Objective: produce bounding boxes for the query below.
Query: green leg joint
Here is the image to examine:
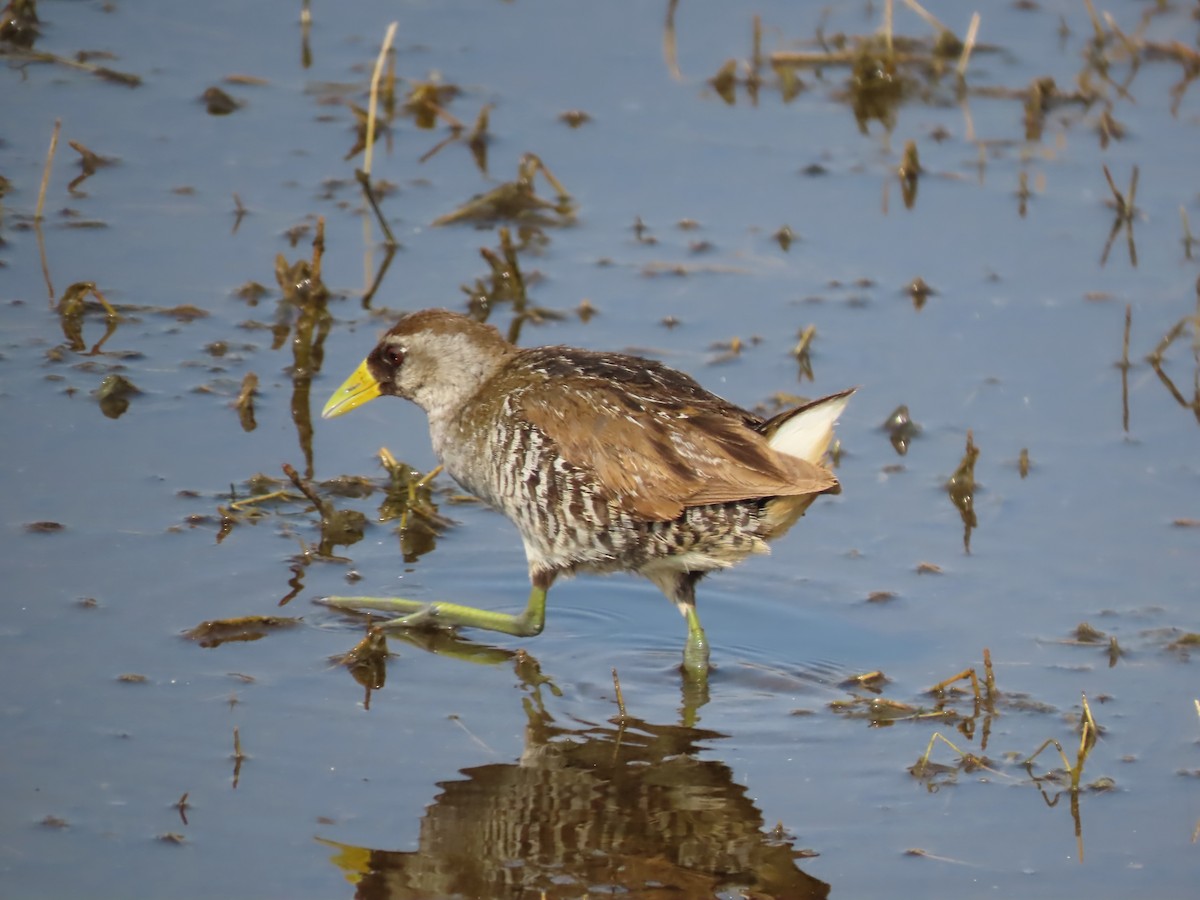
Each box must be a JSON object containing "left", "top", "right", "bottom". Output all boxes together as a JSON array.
[
  {"left": 321, "top": 585, "right": 547, "bottom": 638},
  {"left": 682, "top": 604, "right": 711, "bottom": 679}
]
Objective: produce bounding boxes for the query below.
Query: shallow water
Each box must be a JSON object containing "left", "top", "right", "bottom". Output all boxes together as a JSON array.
[{"left": 2, "top": 1, "right": 1199, "bottom": 898}]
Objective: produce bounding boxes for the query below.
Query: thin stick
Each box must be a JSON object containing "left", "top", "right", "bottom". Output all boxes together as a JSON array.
[
  {"left": 311, "top": 215, "right": 325, "bottom": 284},
  {"left": 231, "top": 192, "right": 247, "bottom": 234},
  {"left": 89, "top": 285, "right": 120, "bottom": 320},
  {"left": 415, "top": 464, "right": 444, "bottom": 488},
  {"left": 363, "top": 22, "right": 398, "bottom": 178},
  {"left": 2, "top": 48, "right": 140, "bottom": 86},
  {"left": 1101, "top": 12, "right": 1139, "bottom": 59},
  {"left": 1101, "top": 163, "right": 1124, "bottom": 210},
  {"left": 36, "top": 119, "right": 62, "bottom": 222},
  {"left": 282, "top": 462, "right": 328, "bottom": 515},
  {"left": 358, "top": 26, "right": 400, "bottom": 250},
  {"left": 175, "top": 792, "right": 190, "bottom": 826},
  {"left": 982, "top": 647, "right": 996, "bottom": 707},
  {"left": 611, "top": 667, "right": 627, "bottom": 720},
  {"left": 772, "top": 49, "right": 930, "bottom": 66},
  {"left": 1122, "top": 304, "right": 1132, "bottom": 363},
  {"left": 360, "top": 243, "right": 397, "bottom": 306},
  {"left": 300, "top": 0, "right": 313, "bottom": 68},
  {"left": 1079, "top": 693, "right": 1098, "bottom": 753},
  {"left": 609, "top": 667, "right": 629, "bottom": 763},
  {"left": 1121, "top": 304, "right": 1132, "bottom": 432},
  {"left": 913, "top": 731, "right": 1004, "bottom": 780},
  {"left": 960, "top": 92, "right": 977, "bottom": 143},
  {"left": 36, "top": 221, "right": 54, "bottom": 305},
  {"left": 231, "top": 726, "right": 245, "bottom": 789},
  {"left": 1147, "top": 318, "right": 1186, "bottom": 365},
  {"left": 929, "top": 667, "right": 980, "bottom": 700},
  {"left": 751, "top": 14, "right": 763, "bottom": 79},
  {"left": 663, "top": 0, "right": 681, "bottom": 80},
  {"left": 356, "top": 172, "right": 397, "bottom": 247},
  {"left": 957, "top": 13, "right": 981, "bottom": 78},
  {"left": 1082, "top": 0, "right": 1106, "bottom": 44},
  {"left": 883, "top": 0, "right": 894, "bottom": 56},
  {"left": 228, "top": 489, "right": 290, "bottom": 511},
  {"left": 1023, "top": 737, "right": 1073, "bottom": 773}
]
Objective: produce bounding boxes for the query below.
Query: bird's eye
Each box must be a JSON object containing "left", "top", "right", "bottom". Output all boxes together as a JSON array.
[{"left": 383, "top": 345, "right": 406, "bottom": 368}]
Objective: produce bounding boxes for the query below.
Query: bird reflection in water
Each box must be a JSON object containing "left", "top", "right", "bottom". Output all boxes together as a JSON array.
[{"left": 322, "top": 635, "right": 830, "bottom": 900}]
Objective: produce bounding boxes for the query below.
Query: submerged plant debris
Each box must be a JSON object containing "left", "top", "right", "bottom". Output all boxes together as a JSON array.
[
  {"left": 946, "top": 430, "right": 980, "bottom": 553},
  {"left": 201, "top": 85, "right": 242, "bottom": 116},
  {"left": 182, "top": 615, "right": 302, "bottom": 648},
  {"left": 432, "top": 153, "right": 574, "bottom": 227},
  {"left": 94, "top": 373, "right": 138, "bottom": 418},
  {"left": 882, "top": 404, "right": 920, "bottom": 455},
  {"left": 336, "top": 628, "right": 391, "bottom": 708},
  {"left": 65, "top": 139, "right": 113, "bottom": 194}
]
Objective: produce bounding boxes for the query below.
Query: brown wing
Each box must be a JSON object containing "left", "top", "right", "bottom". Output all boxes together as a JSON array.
[{"left": 513, "top": 349, "right": 836, "bottom": 521}]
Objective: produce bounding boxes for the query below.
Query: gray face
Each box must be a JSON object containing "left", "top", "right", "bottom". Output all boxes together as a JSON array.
[{"left": 364, "top": 314, "right": 515, "bottom": 419}]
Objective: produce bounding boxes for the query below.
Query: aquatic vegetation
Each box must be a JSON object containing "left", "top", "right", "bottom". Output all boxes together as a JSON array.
[
  {"left": 432, "top": 153, "right": 574, "bottom": 227},
  {"left": 946, "top": 430, "right": 980, "bottom": 553}
]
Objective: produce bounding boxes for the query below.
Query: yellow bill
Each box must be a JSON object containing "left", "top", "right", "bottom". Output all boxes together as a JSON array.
[{"left": 322, "top": 360, "right": 381, "bottom": 419}]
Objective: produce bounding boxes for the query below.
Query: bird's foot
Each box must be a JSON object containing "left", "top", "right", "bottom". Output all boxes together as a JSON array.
[
  {"left": 320, "top": 595, "right": 447, "bottom": 629},
  {"left": 319, "top": 587, "right": 547, "bottom": 639}
]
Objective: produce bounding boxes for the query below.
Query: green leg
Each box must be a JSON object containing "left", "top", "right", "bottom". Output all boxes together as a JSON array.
[
  {"left": 321, "top": 583, "right": 547, "bottom": 638},
  {"left": 682, "top": 604, "right": 711, "bottom": 679}
]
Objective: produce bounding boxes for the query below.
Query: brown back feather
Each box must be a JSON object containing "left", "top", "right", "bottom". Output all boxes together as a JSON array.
[{"left": 511, "top": 348, "right": 837, "bottom": 521}]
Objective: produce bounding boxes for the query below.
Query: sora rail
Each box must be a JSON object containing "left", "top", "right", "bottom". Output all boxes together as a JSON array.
[{"left": 321, "top": 309, "right": 852, "bottom": 675}]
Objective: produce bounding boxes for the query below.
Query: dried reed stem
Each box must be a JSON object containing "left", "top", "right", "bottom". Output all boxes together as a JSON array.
[
  {"left": 957, "top": 12, "right": 981, "bottom": 77},
  {"left": 364, "top": 22, "right": 398, "bottom": 178},
  {"left": 36, "top": 118, "right": 62, "bottom": 221}
]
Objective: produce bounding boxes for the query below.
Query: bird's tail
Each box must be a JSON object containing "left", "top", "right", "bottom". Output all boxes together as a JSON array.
[
  {"left": 758, "top": 388, "right": 854, "bottom": 537},
  {"left": 761, "top": 388, "right": 855, "bottom": 463}
]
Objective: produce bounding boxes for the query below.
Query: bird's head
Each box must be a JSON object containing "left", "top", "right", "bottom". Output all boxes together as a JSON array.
[{"left": 321, "top": 309, "right": 515, "bottom": 421}]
